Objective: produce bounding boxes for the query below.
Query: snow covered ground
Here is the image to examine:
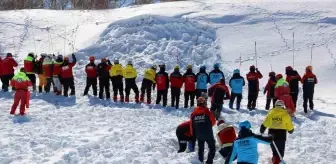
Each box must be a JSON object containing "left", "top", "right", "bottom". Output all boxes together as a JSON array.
[{"left": 1, "top": 0, "right": 336, "bottom": 163}]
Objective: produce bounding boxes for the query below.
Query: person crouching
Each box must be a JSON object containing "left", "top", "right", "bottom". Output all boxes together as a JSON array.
[
  {"left": 216, "top": 117, "right": 237, "bottom": 164},
  {"left": 176, "top": 120, "right": 195, "bottom": 153}
]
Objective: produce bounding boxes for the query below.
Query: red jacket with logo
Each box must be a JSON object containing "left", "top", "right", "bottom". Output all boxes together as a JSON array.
[
  {"left": 155, "top": 71, "right": 169, "bottom": 91},
  {"left": 246, "top": 71, "right": 263, "bottom": 93},
  {"left": 60, "top": 63, "right": 76, "bottom": 78},
  {"left": 85, "top": 63, "right": 97, "bottom": 78},
  {"left": 208, "top": 82, "right": 231, "bottom": 104},
  {"left": 2, "top": 57, "right": 18, "bottom": 75},
  {"left": 10, "top": 74, "right": 32, "bottom": 90},
  {"left": 183, "top": 71, "right": 196, "bottom": 91},
  {"left": 170, "top": 71, "right": 183, "bottom": 88}
]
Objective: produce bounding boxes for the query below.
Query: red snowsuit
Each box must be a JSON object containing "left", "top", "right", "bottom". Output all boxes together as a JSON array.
[{"left": 10, "top": 72, "right": 32, "bottom": 115}]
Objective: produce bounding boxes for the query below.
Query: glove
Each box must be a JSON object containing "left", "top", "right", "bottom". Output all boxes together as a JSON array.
[{"left": 256, "top": 68, "right": 259, "bottom": 72}]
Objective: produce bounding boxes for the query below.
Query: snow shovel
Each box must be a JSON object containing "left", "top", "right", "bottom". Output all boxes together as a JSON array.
[{"left": 272, "top": 141, "right": 286, "bottom": 164}]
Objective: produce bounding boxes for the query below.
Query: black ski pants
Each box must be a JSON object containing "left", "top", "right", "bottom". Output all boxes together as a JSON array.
[
  {"left": 99, "top": 78, "right": 110, "bottom": 99},
  {"left": 111, "top": 78, "right": 124, "bottom": 97},
  {"left": 62, "top": 78, "right": 75, "bottom": 96},
  {"left": 198, "top": 138, "right": 216, "bottom": 164},
  {"left": 27, "top": 74, "right": 36, "bottom": 90},
  {"left": 184, "top": 91, "right": 195, "bottom": 108},
  {"left": 247, "top": 92, "right": 258, "bottom": 110},
  {"left": 125, "top": 81, "right": 139, "bottom": 97},
  {"left": 44, "top": 78, "right": 53, "bottom": 93},
  {"left": 229, "top": 92, "right": 242, "bottom": 110},
  {"left": 221, "top": 146, "right": 236, "bottom": 164},
  {"left": 271, "top": 140, "right": 286, "bottom": 159},
  {"left": 210, "top": 103, "right": 223, "bottom": 120},
  {"left": 84, "top": 77, "right": 97, "bottom": 96},
  {"left": 140, "top": 79, "right": 153, "bottom": 103},
  {"left": 176, "top": 128, "right": 195, "bottom": 153},
  {"left": 303, "top": 92, "right": 314, "bottom": 113},
  {"left": 266, "top": 97, "right": 277, "bottom": 110},
  {"left": 156, "top": 90, "right": 168, "bottom": 107},
  {"left": 290, "top": 92, "right": 298, "bottom": 108},
  {"left": 2, "top": 74, "right": 14, "bottom": 91},
  {"left": 171, "top": 87, "right": 181, "bottom": 109},
  {"left": 196, "top": 89, "right": 207, "bottom": 99}
]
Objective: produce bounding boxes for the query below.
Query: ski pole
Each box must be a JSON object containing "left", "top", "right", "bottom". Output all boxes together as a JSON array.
[{"left": 272, "top": 141, "right": 287, "bottom": 164}]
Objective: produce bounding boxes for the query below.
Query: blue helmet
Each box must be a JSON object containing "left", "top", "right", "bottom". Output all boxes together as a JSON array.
[
  {"left": 239, "top": 120, "right": 251, "bottom": 129},
  {"left": 233, "top": 69, "right": 240, "bottom": 74},
  {"left": 214, "top": 63, "right": 220, "bottom": 68}
]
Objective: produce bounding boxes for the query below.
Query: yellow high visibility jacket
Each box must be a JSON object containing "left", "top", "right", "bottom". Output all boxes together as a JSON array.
[
  {"left": 143, "top": 68, "right": 156, "bottom": 83},
  {"left": 262, "top": 107, "right": 294, "bottom": 131},
  {"left": 123, "top": 65, "right": 137, "bottom": 79},
  {"left": 109, "top": 64, "right": 123, "bottom": 77}
]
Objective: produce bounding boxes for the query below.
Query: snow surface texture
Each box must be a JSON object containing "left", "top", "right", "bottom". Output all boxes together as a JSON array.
[{"left": 1, "top": 0, "right": 336, "bottom": 163}]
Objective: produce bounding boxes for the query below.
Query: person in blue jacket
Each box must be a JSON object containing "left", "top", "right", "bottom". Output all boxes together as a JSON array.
[
  {"left": 195, "top": 66, "right": 210, "bottom": 98},
  {"left": 229, "top": 69, "right": 245, "bottom": 110},
  {"left": 209, "top": 63, "right": 225, "bottom": 85},
  {"left": 227, "top": 120, "right": 273, "bottom": 164}
]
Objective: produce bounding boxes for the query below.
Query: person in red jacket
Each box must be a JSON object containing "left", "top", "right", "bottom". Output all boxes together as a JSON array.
[
  {"left": 176, "top": 120, "right": 195, "bottom": 153},
  {"left": 60, "top": 54, "right": 76, "bottom": 97},
  {"left": 301, "top": 66, "right": 318, "bottom": 114},
  {"left": 42, "top": 55, "right": 53, "bottom": 93},
  {"left": 275, "top": 74, "right": 295, "bottom": 116},
  {"left": 2, "top": 53, "right": 18, "bottom": 91},
  {"left": 264, "top": 72, "right": 277, "bottom": 110},
  {"left": 246, "top": 65, "right": 263, "bottom": 110},
  {"left": 170, "top": 65, "right": 183, "bottom": 109},
  {"left": 10, "top": 68, "right": 32, "bottom": 116},
  {"left": 208, "top": 78, "right": 231, "bottom": 119},
  {"left": 216, "top": 117, "right": 237, "bottom": 164},
  {"left": 183, "top": 65, "right": 196, "bottom": 108},
  {"left": 155, "top": 64, "right": 169, "bottom": 107},
  {"left": 0, "top": 56, "right": 3, "bottom": 90},
  {"left": 84, "top": 56, "right": 97, "bottom": 96},
  {"left": 24, "top": 52, "right": 37, "bottom": 91}
]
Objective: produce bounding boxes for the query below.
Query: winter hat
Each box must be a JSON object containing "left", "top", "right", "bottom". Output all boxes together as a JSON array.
[
  {"left": 239, "top": 120, "right": 251, "bottom": 129},
  {"left": 174, "top": 65, "right": 180, "bottom": 70},
  {"left": 197, "top": 97, "right": 206, "bottom": 106},
  {"left": 57, "top": 54, "right": 63, "bottom": 59},
  {"left": 200, "top": 65, "right": 206, "bottom": 70},
  {"left": 28, "top": 52, "right": 34, "bottom": 57},
  {"left": 187, "top": 64, "right": 192, "bottom": 69},
  {"left": 214, "top": 63, "right": 220, "bottom": 68},
  {"left": 286, "top": 66, "right": 293, "bottom": 71},
  {"left": 159, "top": 64, "right": 166, "bottom": 68},
  {"left": 233, "top": 69, "right": 240, "bottom": 74},
  {"left": 269, "top": 72, "right": 276, "bottom": 77},
  {"left": 41, "top": 53, "right": 47, "bottom": 57},
  {"left": 306, "top": 66, "right": 313, "bottom": 72},
  {"left": 101, "top": 58, "right": 107, "bottom": 62},
  {"left": 89, "top": 56, "right": 95, "bottom": 61},
  {"left": 114, "top": 59, "right": 119, "bottom": 64},
  {"left": 127, "top": 60, "right": 133, "bottom": 65},
  {"left": 275, "top": 74, "right": 283, "bottom": 80},
  {"left": 6, "top": 53, "right": 12, "bottom": 57},
  {"left": 250, "top": 65, "right": 256, "bottom": 72},
  {"left": 275, "top": 100, "right": 285, "bottom": 108},
  {"left": 151, "top": 65, "right": 157, "bottom": 70}
]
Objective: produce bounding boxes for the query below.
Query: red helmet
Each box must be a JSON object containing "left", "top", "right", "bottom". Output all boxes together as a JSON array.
[
  {"left": 286, "top": 66, "right": 293, "bottom": 71},
  {"left": 89, "top": 56, "right": 95, "bottom": 61},
  {"left": 276, "top": 74, "right": 283, "bottom": 80}
]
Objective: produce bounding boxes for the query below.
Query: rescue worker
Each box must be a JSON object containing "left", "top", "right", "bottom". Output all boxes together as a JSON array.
[
  {"left": 110, "top": 59, "right": 124, "bottom": 102},
  {"left": 123, "top": 61, "right": 139, "bottom": 103},
  {"left": 97, "top": 58, "right": 112, "bottom": 99},
  {"left": 228, "top": 120, "right": 273, "bottom": 164},
  {"left": 36, "top": 54, "right": 46, "bottom": 93},
  {"left": 195, "top": 66, "right": 209, "bottom": 98},
  {"left": 208, "top": 78, "right": 231, "bottom": 119},
  {"left": 275, "top": 74, "right": 295, "bottom": 116},
  {"left": 209, "top": 63, "right": 225, "bottom": 85},
  {"left": 42, "top": 55, "right": 53, "bottom": 93},
  {"left": 140, "top": 65, "right": 157, "bottom": 104},
  {"left": 246, "top": 65, "right": 263, "bottom": 110},
  {"left": 301, "top": 66, "right": 318, "bottom": 114},
  {"left": 229, "top": 69, "right": 245, "bottom": 110},
  {"left": 190, "top": 97, "right": 216, "bottom": 164},
  {"left": 52, "top": 55, "right": 63, "bottom": 95},
  {"left": 155, "top": 64, "right": 169, "bottom": 107},
  {"left": 264, "top": 72, "right": 277, "bottom": 110},
  {"left": 60, "top": 54, "right": 76, "bottom": 97},
  {"left": 2, "top": 53, "right": 18, "bottom": 91},
  {"left": 0, "top": 56, "right": 3, "bottom": 90},
  {"left": 260, "top": 100, "right": 294, "bottom": 164},
  {"left": 183, "top": 64, "right": 196, "bottom": 108},
  {"left": 24, "top": 52, "right": 37, "bottom": 91},
  {"left": 176, "top": 120, "right": 195, "bottom": 153},
  {"left": 10, "top": 68, "right": 32, "bottom": 116},
  {"left": 216, "top": 117, "right": 237, "bottom": 164},
  {"left": 84, "top": 56, "right": 97, "bottom": 96},
  {"left": 285, "top": 66, "right": 301, "bottom": 107},
  {"left": 169, "top": 65, "right": 183, "bottom": 109}
]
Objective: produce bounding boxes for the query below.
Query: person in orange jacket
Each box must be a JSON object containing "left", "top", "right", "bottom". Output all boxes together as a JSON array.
[
  {"left": 10, "top": 68, "right": 32, "bottom": 116},
  {"left": 183, "top": 65, "right": 196, "bottom": 108},
  {"left": 275, "top": 74, "right": 295, "bottom": 116},
  {"left": 301, "top": 66, "right": 318, "bottom": 114},
  {"left": 190, "top": 97, "right": 216, "bottom": 164},
  {"left": 176, "top": 120, "right": 195, "bottom": 153},
  {"left": 264, "top": 72, "right": 277, "bottom": 110},
  {"left": 170, "top": 65, "right": 183, "bottom": 109},
  {"left": 42, "top": 55, "right": 53, "bottom": 93}
]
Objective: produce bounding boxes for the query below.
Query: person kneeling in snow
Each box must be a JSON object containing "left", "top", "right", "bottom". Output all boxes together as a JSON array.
[
  {"left": 260, "top": 100, "right": 294, "bottom": 164},
  {"left": 176, "top": 120, "right": 195, "bottom": 153},
  {"left": 10, "top": 68, "right": 32, "bottom": 116},
  {"left": 216, "top": 117, "right": 237, "bottom": 164},
  {"left": 228, "top": 120, "right": 273, "bottom": 164}
]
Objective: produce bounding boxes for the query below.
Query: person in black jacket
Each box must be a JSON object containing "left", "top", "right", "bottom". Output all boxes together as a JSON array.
[
  {"left": 97, "top": 58, "right": 112, "bottom": 99},
  {"left": 264, "top": 72, "right": 277, "bottom": 110},
  {"left": 285, "top": 66, "right": 301, "bottom": 107},
  {"left": 155, "top": 64, "right": 169, "bottom": 107}
]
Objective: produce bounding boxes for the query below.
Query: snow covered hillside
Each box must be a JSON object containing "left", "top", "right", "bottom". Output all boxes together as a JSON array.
[{"left": 1, "top": 0, "right": 336, "bottom": 163}]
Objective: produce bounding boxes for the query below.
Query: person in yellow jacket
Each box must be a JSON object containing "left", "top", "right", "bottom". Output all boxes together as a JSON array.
[
  {"left": 110, "top": 59, "right": 124, "bottom": 102},
  {"left": 140, "top": 65, "right": 157, "bottom": 104},
  {"left": 260, "top": 100, "right": 294, "bottom": 164},
  {"left": 123, "top": 61, "right": 139, "bottom": 103}
]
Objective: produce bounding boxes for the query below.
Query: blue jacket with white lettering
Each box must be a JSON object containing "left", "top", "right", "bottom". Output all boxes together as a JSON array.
[
  {"left": 209, "top": 69, "right": 225, "bottom": 85},
  {"left": 196, "top": 70, "right": 209, "bottom": 90},
  {"left": 229, "top": 73, "right": 245, "bottom": 94},
  {"left": 228, "top": 128, "right": 273, "bottom": 164}
]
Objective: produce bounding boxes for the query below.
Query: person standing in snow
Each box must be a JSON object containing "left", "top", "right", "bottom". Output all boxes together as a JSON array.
[
  {"left": 208, "top": 78, "right": 231, "bottom": 119},
  {"left": 2, "top": 53, "right": 18, "bottom": 92},
  {"left": 301, "top": 66, "right": 318, "bottom": 114},
  {"left": 155, "top": 64, "right": 169, "bottom": 107},
  {"left": 285, "top": 66, "right": 301, "bottom": 107},
  {"left": 10, "top": 68, "right": 32, "bottom": 116},
  {"left": 216, "top": 117, "right": 237, "bottom": 164},
  {"left": 84, "top": 56, "right": 97, "bottom": 96},
  {"left": 97, "top": 58, "right": 112, "bottom": 99},
  {"left": 140, "top": 65, "right": 157, "bottom": 104},
  {"left": 110, "top": 59, "right": 124, "bottom": 102},
  {"left": 260, "top": 100, "right": 294, "bottom": 164},
  {"left": 24, "top": 52, "right": 37, "bottom": 91},
  {"left": 42, "top": 55, "right": 54, "bottom": 93},
  {"left": 190, "top": 97, "right": 216, "bottom": 164},
  {"left": 176, "top": 120, "right": 195, "bottom": 153},
  {"left": 264, "top": 72, "right": 277, "bottom": 110},
  {"left": 169, "top": 65, "right": 183, "bottom": 109},
  {"left": 228, "top": 120, "right": 273, "bottom": 164},
  {"left": 0, "top": 56, "right": 3, "bottom": 90},
  {"left": 229, "top": 69, "right": 245, "bottom": 110},
  {"left": 209, "top": 63, "right": 225, "bottom": 85},
  {"left": 52, "top": 55, "right": 63, "bottom": 95},
  {"left": 195, "top": 66, "right": 209, "bottom": 99},
  {"left": 275, "top": 74, "right": 295, "bottom": 116},
  {"left": 246, "top": 65, "right": 263, "bottom": 110},
  {"left": 123, "top": 61, "right": 139, "bottom": 103},
  {"left": 35, "top": 54, "right": 46, "bottom": 93},
  {"left": 60, "top": 54, "right": 76, "bottom": 97},
  {"left": 183, "top": 65, "right": 196, "bottom": 108}
]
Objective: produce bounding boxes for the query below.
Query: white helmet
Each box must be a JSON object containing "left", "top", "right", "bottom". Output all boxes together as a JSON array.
[{"left": 275, "top": 100, "right": 285, "bottom": 108}]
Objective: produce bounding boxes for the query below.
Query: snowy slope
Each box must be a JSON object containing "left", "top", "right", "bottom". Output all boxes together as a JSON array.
[{"left": 1, "top": 0, "right": 336, "bottom": 163}]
